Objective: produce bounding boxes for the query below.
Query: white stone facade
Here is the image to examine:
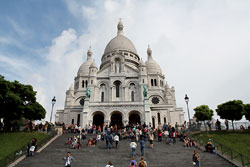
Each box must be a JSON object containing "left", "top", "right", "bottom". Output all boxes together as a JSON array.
[{"left": 55, "top": 20, "right": 184, "bottom": 128}]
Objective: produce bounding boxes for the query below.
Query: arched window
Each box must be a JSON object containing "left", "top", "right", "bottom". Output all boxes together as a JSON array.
[
  {"left": 142, "top": 79, "right": 144, "bottom": 83},
  {"left": 152, "top": 117, "right": 155, "bottom": 128},
  {"left": 157, "top": 113, "right": 161, "bottom": 124},
  {"left": 154, "top": 79, "right": 157, "bottom": 86},
  {"left": 86, "top": 80, "right": 88, "bottom": 87},
  {"left": 151, "top": 79, "right": 154, "bottom": 86},
  {"left": 131, "top": 91, "right": 135, "bottom": 102},
  {"left": 101, "top": 92, "right": 104, "bottom": 102},
  {"left": 91, "top": 80, "right": 93, "bottom": 84},
  {"left": 114, "top": 81, "right": 121, "bottom": 98},
  {"left": 164, "top": 117, "right": 167, "bottom": 124},
  {"left": 82, "top": 80, "right": 85, "bottom": 88}
]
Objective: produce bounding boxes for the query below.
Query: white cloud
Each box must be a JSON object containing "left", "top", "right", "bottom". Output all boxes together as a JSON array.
[{"left": 2, "top": 0, "right": 250, "bottom": 123}]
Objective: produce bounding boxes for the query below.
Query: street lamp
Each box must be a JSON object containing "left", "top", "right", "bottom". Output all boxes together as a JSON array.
[
  {"left": 50, "top": 96, "right": 56, "bottom": 123},
  {"left": 184, "top": 94, "right": 191, "bottom": 127}
]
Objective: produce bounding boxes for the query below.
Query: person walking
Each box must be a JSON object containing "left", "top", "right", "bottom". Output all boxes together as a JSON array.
[
  {"left": 64, "top": 152, "right": 74, "bottom": 167},
  {"left": 105, "top": 161, "right": 114, "bottom": 167},
  {"left": 193, "top": 150, "right": 200, "bottom": 167},
  {"left": 139, "top": 157, "right": 147, "bottom": 167},
  {"left": 129, "top": 157, "right": 137, "bottom": 167},
  {"left": 140, "top": 137, "right": 145, "bottom": 156},
  {"left": 130, "top": 139, "right": 137, "bottom": 157},
  {"left": 114, "top": 133, "right": 119, "bottom": 148}
]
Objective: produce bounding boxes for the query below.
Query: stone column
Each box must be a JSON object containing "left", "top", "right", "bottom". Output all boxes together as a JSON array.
[
  {"left": 82, "top": 98, "right": 90, "bottom": 128},
  {"left": 144, "top": 97, "right": 151, "bottom": 125}
]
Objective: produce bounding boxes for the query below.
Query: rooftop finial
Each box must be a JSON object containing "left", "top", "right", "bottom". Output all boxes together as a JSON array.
[
  {"left": 87, "top": 46, "right": 92, "bottom": 60},
  {"left": 147, "top": 45, "right": 152, "bottom": 59},
  {"left": 117, "top": 18, "right": 124, "bottom": 35}
]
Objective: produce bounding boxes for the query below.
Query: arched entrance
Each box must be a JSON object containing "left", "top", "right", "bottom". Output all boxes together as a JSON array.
[
  {"left": 93, "top": 112, "right": 104, "bottom": 127},
  {"left": 110, "top": 111, "right": 123, "bottom": 129},
  {"left": 129, "top": 111, "right": 141, "bottom": 126}
]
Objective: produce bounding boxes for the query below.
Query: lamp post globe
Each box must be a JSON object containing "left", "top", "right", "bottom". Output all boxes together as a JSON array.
[
  {"left": 50, "top": 96, "right": 56, "bottom": 123},
  {"left": 184, "top": 94, "right": 191, "bottom": 127}
]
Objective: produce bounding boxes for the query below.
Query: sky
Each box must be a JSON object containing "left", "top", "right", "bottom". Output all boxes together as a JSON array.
[{"left": 0, "top": 0, "right": 250, "bottom": 123}]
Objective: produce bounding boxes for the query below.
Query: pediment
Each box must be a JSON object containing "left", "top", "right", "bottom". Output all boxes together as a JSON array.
[{"left": 124, "top": 64, "right": 139, "bottom": 76}]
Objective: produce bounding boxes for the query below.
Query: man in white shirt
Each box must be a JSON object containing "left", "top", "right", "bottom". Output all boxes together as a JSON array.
[{"left": 130, "top": 140, "right": 137, "bottom": 157}]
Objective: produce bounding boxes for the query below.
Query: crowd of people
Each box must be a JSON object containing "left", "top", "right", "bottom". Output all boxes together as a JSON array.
[{"left": 61, "top": 122, "right": 206, "bottom": 167}]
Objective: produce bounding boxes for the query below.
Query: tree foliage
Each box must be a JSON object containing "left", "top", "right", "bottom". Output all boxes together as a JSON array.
[
  {"left": 216, "top": 100, "right": 244, "bottom": 130},
  {"left": 194, "top": 105, "right": 213, "bottom": 131},
  {"left": 244, "top": 104, "right": 250, "bottom": 121},
  {"left": 0, "top": 75, "right": 46, "bottom": 130},
  {"left": 194, "top": 105, "right": 213, "bottom": 121}
]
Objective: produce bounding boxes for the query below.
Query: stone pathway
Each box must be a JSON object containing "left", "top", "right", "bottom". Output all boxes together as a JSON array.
[{"left": 16, "top": 134, "right": 236, "bottom": 167}]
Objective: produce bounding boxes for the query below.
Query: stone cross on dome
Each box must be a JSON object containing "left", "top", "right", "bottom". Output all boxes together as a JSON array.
[{"left": 117, "top": 18, "right": 124, "bottom": 35}]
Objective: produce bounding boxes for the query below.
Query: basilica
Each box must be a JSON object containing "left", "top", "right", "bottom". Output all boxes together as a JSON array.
[{"left": 55, "top": 20, "right": 184, "bottom": 128}]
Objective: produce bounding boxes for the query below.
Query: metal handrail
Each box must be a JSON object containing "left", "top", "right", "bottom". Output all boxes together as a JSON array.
[{"left": 190, "top": 131, "right": 250, "bottom": 167}]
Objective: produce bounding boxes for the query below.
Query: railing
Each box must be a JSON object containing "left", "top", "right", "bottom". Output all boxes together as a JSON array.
[
  {"left": 189, "top": 131, "right": 250, "bottom": 167},
  {"left": 0, "top": 131, "right": 57, "bottom": 167}
]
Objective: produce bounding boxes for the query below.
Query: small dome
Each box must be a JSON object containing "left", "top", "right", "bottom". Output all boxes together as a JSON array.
[
  {"left": 103, "top": 20, "right": 137, "bottom": 55},
  {"left": 77, "top": 47, "right": 93, "bottom": 76},
  {"left": 77, "top": 59, "right": 93, "bottom": 76},
  {"left": 139, "top": 59, "right": 145, "bottom": 66},
  {"left": 145, "top": 59, "right": 162, "bottom": 74},
  {"left": 90, "top": 61, "right": 97, "bottom": 68},
  {"left": 145, "top": 45, "right": 162, "bottom": 74}
]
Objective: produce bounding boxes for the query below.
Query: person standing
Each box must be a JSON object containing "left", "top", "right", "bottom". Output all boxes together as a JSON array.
[
  {"left": 140, "top": 137, "right": 145, "bottom": 156},
  {"left": 148, "top": 131, "right": 154, "bottom": 149},
  {"left": 158, "top": 130, "right": 162, "bottom": 142},
  {"left": 192, "top": 150, "right": 200, "bottom": 167},
  {"left": 114, "top": 133, "right": 119, "bottom": 148},
  {"left": 225, "top": 119, "right": 229, "bottom": 130},
  {"left": 130, "top": 139, "right": 137, "bottom": 157},
  {"left": 64, "top": 152, "right": 74, "bottom": 167}
]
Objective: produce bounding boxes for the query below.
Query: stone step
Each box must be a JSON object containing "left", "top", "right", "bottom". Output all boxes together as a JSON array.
[{"left": 16, "top": 133, "right": 236, "bottom": 167}]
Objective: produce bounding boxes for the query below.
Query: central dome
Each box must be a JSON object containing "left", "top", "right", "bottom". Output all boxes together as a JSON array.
[
  {"left": 104, "top": 35, "right": 137, "bottom": 55},
  {"left": 103, "top": 20, "right": 137, "bottom": 55}
]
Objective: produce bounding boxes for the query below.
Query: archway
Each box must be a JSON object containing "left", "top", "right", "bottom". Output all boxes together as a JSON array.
[
  {"left": 110, "top": 111, "right": 123, "bottom": 129},
  {"left": 93, "top": 112, "right": 104, "bottom": 128},
  {"left": 129, "top": 114, "right": 141, "bottom": 125}
]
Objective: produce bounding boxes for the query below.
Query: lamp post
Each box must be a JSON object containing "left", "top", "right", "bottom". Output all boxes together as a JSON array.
[
  {"left": 50, "top": 96, "right": 56, "bottom": 123},
  {"left": 184, "top": 94, "right": 191, "bottom": 127}
]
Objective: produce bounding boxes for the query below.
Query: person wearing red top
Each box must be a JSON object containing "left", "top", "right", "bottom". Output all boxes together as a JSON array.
[{"left": 158, "top": 130, "right": 162, "bottom": 142}]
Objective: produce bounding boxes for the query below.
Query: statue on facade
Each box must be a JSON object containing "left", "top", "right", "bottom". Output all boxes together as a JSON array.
[
  {"left": 115, "top": 61, "right": 120, "bottom": 73},
  {"left": 86, "top": 88, "right": 91, "bottom": 99},
  {"left": 143, "top": 85, "right": 148, "bottom": 98}
]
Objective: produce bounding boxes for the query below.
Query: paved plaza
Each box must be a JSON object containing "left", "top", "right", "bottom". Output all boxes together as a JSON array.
[{"left": 16, "top": 134, "right": 235, "bottom": 167}]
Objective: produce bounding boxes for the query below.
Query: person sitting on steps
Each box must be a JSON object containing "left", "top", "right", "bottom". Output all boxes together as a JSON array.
[{"left": 205, "top": 139, "right": 216, "bottom": 154}]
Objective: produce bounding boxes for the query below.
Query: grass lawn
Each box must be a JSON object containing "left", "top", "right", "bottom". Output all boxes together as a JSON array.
[
  {"left": 0, "top": 132, "right": 48, "bottom": 160},
  {"left": 194, "top": 131, "right": 250, "bottom": 158}
]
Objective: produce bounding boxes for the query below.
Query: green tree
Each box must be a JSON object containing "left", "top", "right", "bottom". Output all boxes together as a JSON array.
[
  {"left": 216, "top": 100, "right": 244, "bottom": 130},
  {"left": 244, "top": 104, "right": 250, "bottom": 121},
  {"left": 0, "top": 76, "right": 46, "bottom": 131},
  {"left": 194, "top": 105, "right": 213, "bottom": 131}
]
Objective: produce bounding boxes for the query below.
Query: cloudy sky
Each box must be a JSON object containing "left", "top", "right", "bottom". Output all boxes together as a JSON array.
[{"left": 0, "top": 0, "right": 250, "bottom": 122}]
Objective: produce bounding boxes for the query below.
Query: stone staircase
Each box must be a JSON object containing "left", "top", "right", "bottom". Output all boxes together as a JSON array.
[{"left": 16, "top": 133, "right": 236, "bottom": 167}]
